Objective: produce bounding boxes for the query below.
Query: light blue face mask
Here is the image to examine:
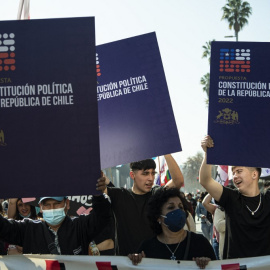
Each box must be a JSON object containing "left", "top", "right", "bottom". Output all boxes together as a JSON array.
[
  {"left": 42, "top": 204, "right": 66, "bottom": 226},
  {"left": 19, "top": 212, "right": 31, "bottom": 218}
]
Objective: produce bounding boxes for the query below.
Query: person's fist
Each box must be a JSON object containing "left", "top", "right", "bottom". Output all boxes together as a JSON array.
[
  {"left": 201, "top": 135, "right": 214, "bottom": 153},
  {"left": 128, "top": 251, "right": 146, "bottom": 265}
]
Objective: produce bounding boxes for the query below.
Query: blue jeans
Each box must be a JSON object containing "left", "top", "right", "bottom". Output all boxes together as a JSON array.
[
  {"left": 212, "top": 237, "right": 219, "bottom": 260},
  {"left": 201, "top": 222, "right": 213, "bottom": 245}
]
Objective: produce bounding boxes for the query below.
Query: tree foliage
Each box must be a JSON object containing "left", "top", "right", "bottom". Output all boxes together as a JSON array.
[
  {"left": 200, "top": 72, "right": 210, "bottom": 101},
  {"left": 221, "top": 0, "right": 252, "bottom": 41},
  {"left": 200, "top": 40, "right": 215, "bottom": 105},
  {"left": 182, "top": 152, "right": 204, "bottom": 193},
  {"left": 202, "top": 40, "right": 215, "bottom": 64}
]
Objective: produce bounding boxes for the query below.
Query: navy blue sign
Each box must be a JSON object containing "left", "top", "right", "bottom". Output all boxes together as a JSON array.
[
  {"left": 96, "top": 32, "right": 181, "bottom": 169},
  {"left": 0, "top": 17, "right": 100, "bottom": 197},
  {"left": 208, "top": 41, "right": 270, "bottom": 167}
]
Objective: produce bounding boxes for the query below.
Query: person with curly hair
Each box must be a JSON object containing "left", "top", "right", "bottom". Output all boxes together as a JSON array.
[
  {"left": 128, "top": 188, "right": 216, "bottom": 269},
  {"left": 96, "top": 154, "right": 184, "bottom": 256}
]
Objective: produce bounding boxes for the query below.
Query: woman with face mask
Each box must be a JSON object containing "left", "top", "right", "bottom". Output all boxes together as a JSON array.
[{"left": 128, "top": 188, "right": 216, "bottom": 269}]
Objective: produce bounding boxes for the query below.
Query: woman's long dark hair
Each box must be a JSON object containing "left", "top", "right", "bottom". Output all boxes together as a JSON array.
[{"left": 15, "top": 199, "right": 37, "bottom": 220}]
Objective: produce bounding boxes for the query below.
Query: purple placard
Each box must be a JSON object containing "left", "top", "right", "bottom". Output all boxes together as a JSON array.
[
  {"left": 97, "top": 32, "right": 181, "bottom": 169},
  {"left": 0, "top": 17, "right": 100, "bottom": 197},
  {"left": 208, "top": 41, "right": 270, "bottom": 167}
]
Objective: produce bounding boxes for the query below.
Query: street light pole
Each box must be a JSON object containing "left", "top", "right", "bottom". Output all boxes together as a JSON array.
[{"left": 224, "top": 35, "right": 237, "bottom": 41}]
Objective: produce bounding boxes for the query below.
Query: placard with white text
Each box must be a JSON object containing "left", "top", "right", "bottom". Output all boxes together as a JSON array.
[
  {"left": 0, "top": 17, "right": 100, "bottom": 197},
  {"left": 97, "top": 32, "right": 181, "bottom": 169},
  {"left": 208, "top": 41, "right": 270, "bottom": 167}
]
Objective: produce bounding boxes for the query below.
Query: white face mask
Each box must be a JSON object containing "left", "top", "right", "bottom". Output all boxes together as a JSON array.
[{"left": 42, "top": 204, "right": 66, "bottom": 226}]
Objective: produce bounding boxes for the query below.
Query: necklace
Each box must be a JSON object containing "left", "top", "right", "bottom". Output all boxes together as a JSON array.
[
  {"left": 245, "top": 193, "right": 261, "bottom": 215},
  {"left": 164, "top": 241, "right": 181, "bottom": 260}
]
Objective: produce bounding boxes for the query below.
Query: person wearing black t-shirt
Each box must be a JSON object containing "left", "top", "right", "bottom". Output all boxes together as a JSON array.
[
  {"left": 200, "top": 135, "right": 270, "bottom": 259},
  {"left": 96, "top": 154, "right": 184, "bottom": 256},
  {"left": 128, "top": 188, "right": 215, "bottom": 269}
]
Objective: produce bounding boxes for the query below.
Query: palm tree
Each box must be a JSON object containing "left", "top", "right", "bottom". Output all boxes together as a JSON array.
[
  {"left": 221, "top": 0, "right": 252, "bottom": 42},
  {"left": 200, "top": 73, "right": 210, "bottom": 105},
  {"left": 201, "top": 40, "right": 214, "bottom": 105},
  {"left": 202, "top": 40, "right": 215, "bottom": 64}
]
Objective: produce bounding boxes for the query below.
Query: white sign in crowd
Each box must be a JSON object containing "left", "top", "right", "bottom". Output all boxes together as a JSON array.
[{"left": 1, "top": 255, "right": 270, "bottom": 270}]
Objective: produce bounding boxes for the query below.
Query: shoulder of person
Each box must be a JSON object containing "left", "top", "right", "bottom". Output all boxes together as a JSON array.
[
  {"left": 23, "top": 218, "right": 43, "bottom": 225},
  {"left": 263, "top": 190, "right": 270, "bottom": 200},
  {"left": 151, "top": 185, "right": 161, "bottom": 193},
  {"left": 107, "top": 186, "right": 128, "bottom": 193},
  {"left": 216, "top": 185, "right": 239, "bottom": 202}
]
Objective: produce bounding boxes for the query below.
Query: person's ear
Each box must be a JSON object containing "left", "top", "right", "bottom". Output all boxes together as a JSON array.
[
  {"left": 130, "top": 171, "right": 135, "bottom": 180},
  {"left": 65, "top": 199, "right": 70, "bottom": 210}
]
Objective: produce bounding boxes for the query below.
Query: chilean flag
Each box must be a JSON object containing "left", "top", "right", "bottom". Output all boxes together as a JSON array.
[{"left": 215, "top": 165, "right": 229, "bottom": 186}]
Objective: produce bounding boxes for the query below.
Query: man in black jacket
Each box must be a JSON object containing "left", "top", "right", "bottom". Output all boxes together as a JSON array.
[{"left": 0, "top": 195, "right": 112, "bottom": 255}]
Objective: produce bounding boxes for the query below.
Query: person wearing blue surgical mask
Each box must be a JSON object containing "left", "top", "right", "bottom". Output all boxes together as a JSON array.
[
  {"left": 39, "top": 197, "right": 69, "bottom": 228},
  {"left": 0, "top": 194, "right": 113, "bottom": 255},
  {"left": 128, "top": 188, "right": 216, "bottom": 269}
]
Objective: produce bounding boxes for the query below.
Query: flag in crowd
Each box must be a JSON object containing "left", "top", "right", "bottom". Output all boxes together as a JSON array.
[
  {"left": 154, "top": 156, "right": 171, "bottom": 186},
  {"left": 215, "top": 165, "right": 229, "bottom": 186},
  {"left": 261, "top": 168, "right": 270, "bottom": 179}
]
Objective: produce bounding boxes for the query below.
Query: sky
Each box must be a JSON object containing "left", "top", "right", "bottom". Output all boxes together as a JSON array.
[{"left": 1, "top": 0, "right": 270, "bottom": 165}]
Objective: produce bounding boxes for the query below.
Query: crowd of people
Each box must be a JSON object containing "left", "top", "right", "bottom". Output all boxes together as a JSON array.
[{"left": 0, "top": 146, "right": 269, "bottom": 269}]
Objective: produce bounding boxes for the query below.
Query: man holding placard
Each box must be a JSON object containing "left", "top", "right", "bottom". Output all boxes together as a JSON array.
[{"left": 199, "top": 135, "right": 270, "bottom": 259}]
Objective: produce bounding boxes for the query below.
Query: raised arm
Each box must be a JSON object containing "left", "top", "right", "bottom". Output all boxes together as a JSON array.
[
  {"left": 202, "top": 194, "right": 216, "bottom": 215},
  {"left": 199, "top": 136, "right": 223, "bottom": 202},
  {"left": 96, "top": 172, "right": 111, "bottom": 195},
  {"left": 164, "top": 154, "right": 184, "bottom": 189},
  {"left": 7, "top": 198, "right": 18, "bottom": 219}
]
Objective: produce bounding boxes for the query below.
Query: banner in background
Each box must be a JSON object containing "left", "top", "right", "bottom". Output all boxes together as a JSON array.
[
  {"left": 0, "top": 17, "right": 100, "bottom": 198},
  {"left": 23, "top": 196, "right": 93, "bottom": 216},
  {"left": 261, "top": 168, "right": 270, "bottom": 179},
  {"left": 208, "top": 41, "right": 270, "bottom": 167},
  {"left": 1, "top": 254, "right": 270, "bottom": 269},
  {"left": 97, "top": 32, "right": 181, "bottom": 169}
]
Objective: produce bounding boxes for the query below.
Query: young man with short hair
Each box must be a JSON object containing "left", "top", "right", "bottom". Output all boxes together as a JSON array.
[
  {"left": 199, "top": 135, "right": 270, "bottom": 259},
  {"left": 97, "top": 154, "right": 184, "bottom": 256}
]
